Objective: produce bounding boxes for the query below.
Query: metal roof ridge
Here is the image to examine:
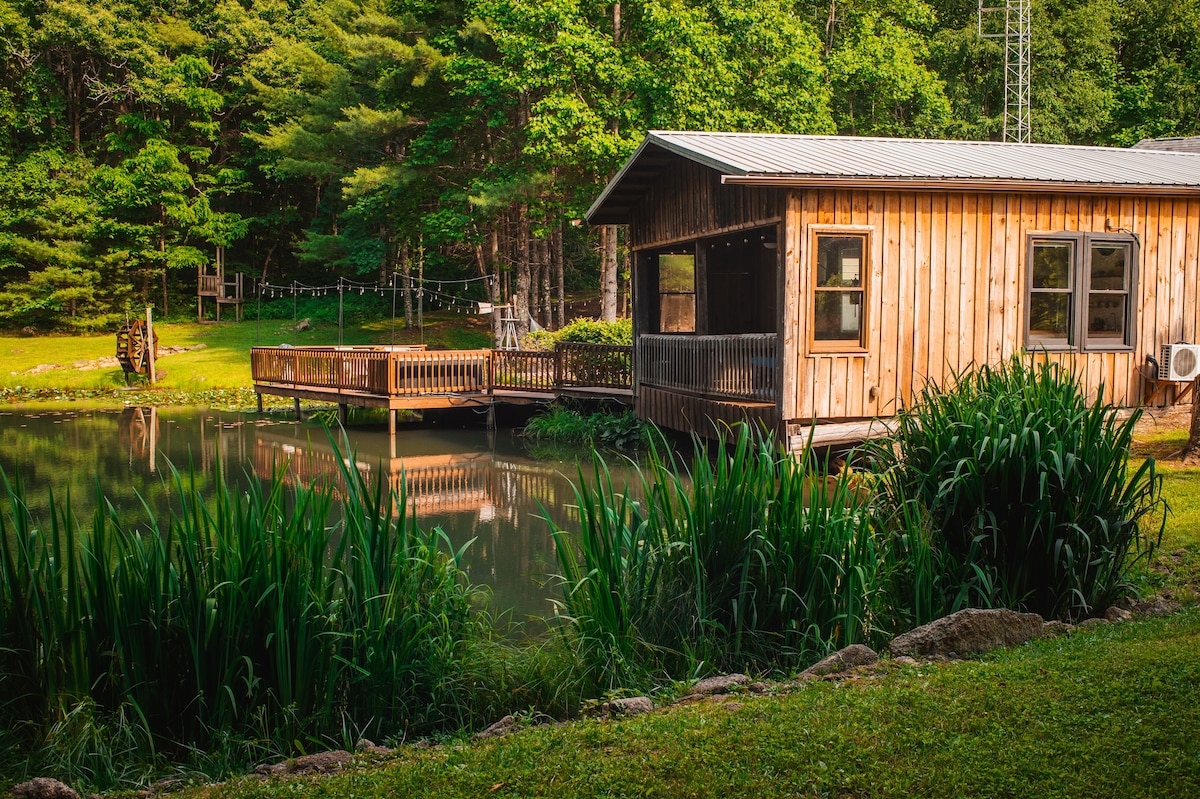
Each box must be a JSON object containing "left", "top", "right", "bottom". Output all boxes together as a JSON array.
[{"left": 648, "top": 130, "right": 1200, "bottom": 158}]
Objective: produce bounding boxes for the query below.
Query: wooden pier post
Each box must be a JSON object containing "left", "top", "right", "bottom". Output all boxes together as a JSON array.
[
  {"left": 338, "top": 404, "right": 348, "bottom": 426},
  {"left": 388, "top": 408, "right": 397, "bottom": 436},
  {"left": 256, "top": 392, "right": 263, "bottom": 414},
  {"left": 294, "top": 397, "right": 301, "bottom": 419}
]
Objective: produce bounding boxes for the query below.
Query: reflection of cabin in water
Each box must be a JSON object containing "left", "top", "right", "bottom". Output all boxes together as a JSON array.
[
  {"left": 588, "top": 132, "right": 1200, "bottom": 450},
  {"left": 252, "top": 432, "right": 571, "bottom": 522}
]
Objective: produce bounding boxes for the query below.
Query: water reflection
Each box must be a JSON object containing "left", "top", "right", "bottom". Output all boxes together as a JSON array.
[{"left": 0, "top": 404, "right": 620, "bottom": 621}]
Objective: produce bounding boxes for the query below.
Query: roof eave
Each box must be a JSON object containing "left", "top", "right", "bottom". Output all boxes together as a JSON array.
[
  {"left": 721, "top": 175, "right": 1200, "bottom": 194},
  {"left": 585, "top": 132, "right": 750, "bottom": 225}
]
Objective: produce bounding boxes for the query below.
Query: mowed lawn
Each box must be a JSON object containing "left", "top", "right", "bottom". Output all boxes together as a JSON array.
[
  {"left": 187, "top": 611, "right": 1200, "bottom": 799},
  {"left": 0, "top": 315, "right": 492, "bottom": 396}
]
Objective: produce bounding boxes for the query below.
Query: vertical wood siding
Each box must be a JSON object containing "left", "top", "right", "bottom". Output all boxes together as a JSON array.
[
  {"left": 785, "top": 189, "right": 1200, "bottom": 422},
  {"left": 629, "top": 158, "right": 784, "bottom": 250}
]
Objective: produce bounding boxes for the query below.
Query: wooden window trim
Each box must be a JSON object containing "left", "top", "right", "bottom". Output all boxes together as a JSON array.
[
  {"left": 808, "top": 226, "right": 873, "bottom": 354},
  {"left": 1024, "top": 232, "right": 1138, "bottom": 353}
]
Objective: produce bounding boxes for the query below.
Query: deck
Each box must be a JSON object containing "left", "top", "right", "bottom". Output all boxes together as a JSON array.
[{"left": 251, "top": 343, "right": 633, "bottom": 427}]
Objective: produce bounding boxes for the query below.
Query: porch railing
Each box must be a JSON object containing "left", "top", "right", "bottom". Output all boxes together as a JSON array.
[
  {"left": 637, "top": 333, "right": 777, "bottom": 403},
  {"left": 252, "top": 343, "right": 634, "bottom": 396}
]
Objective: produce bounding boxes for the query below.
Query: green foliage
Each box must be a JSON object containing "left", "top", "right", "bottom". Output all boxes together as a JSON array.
[
  {"left": 0, "top": 436, "right": 490, "bottom": 788},
  {"left": 523, "top": 317, "right": 632, "bottom": 350},
  {"left": 549, "top": 426, "right": 877, "bottom": 688},
  {"left": 523, "top": 405, "right": 647, "bottom": 450},
  {"left": 867, "top": 356, "right": 1165, "bottom": 623}
]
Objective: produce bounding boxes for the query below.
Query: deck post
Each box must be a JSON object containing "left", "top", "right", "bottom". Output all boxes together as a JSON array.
[
  {"left": 486, "top": 402, "right": 496, "bottom": 430},
  {"left": 338, "top": 403, "right": 348, "bottom": 426},
  {"left": 294, "top": 397, "right": 301, "bottom": 419},
  {"left": 256, "top": 392, "right": 263, "bottom": 414},
  {"left": 388, "top": 408, "right": 397, "bottom": 436}
]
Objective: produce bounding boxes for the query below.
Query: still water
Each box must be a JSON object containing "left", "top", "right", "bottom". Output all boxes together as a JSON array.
[{"left": 0, "top": 404, "right": 638, "bottom": 621}]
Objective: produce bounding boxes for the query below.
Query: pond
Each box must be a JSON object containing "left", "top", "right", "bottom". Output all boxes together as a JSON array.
[{"left": 0, "top": 403, "right": 645, "bottom": 621}]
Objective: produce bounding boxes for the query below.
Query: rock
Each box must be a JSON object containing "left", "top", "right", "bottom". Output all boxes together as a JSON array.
[
  {"left": 474, "top": 715, "right": 521, "bottom": 740},
  {"left": 149, "top": 777, "right": 185, "bottom": 794},
  {"left": 800, "top": 644, "right": 878, "bottom": 678},
  {"left": 748, "top": 682, "right": 770, "bottom": 694},
  {"left": 889, "top": 608, "right": 1045, "bottom": 659},
  {"left": 254, "top": 750, "right": 353, "bottom": 776},
  {"left": 1130, "top": 598, "right": 1179, "bottom": 617},
  {"left": 600, "top": 697, "right": 654, "bottom": 717},
  {"left": 295, "top": 318, "right": 312, "bottom": 331},
  {"left": 687, "top": 673, "right": 749, "bottom": 696},
  {"left": 10, "top": 779, "right": 79, "bottom": 799},
  {"left": 1104, "top": 606, "right": 1133, "bottom": 623},
  {"left": 355, "top": 738, "right": 394, "bottom": 755},
  {"left": 1040, "top": 620, "right": 1074, "bottom": 638},
  {"left": 1077, "top": 617, "right": 1108, "bottom": 629}
]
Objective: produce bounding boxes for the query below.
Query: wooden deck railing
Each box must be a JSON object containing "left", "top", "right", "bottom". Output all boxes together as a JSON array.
[
  {"left": 637, "top": 333, "right": 777, "bottom": 402},
  {"left": 254, "top": 343, "right": 635, "bottom": 398}
]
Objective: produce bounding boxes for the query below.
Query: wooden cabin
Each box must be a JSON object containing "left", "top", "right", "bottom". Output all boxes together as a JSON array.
[{"left": 586, "top": 132, "right": 1200, "bottom": 450}]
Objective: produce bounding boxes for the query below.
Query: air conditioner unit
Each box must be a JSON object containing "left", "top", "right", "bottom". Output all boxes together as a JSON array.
[{"left": 1160, "top": 343, "right": 1200, "bottom": 381}]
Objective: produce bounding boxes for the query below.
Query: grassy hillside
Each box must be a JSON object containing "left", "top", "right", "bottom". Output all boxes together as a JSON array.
[{"left": 185, "top": 611, "right": 1200, "bottom": 799}]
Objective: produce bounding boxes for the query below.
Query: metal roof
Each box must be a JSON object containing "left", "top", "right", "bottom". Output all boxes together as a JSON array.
[
  {"left": 587, "top": 131, "right": 1200, "bottom": 224},
  {"left": 1133, "top": 136, "right": 1200, "bottom": 153}
]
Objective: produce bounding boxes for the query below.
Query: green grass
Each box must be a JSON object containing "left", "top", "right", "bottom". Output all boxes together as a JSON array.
[
  {"left": 0, "top": 312, "right": 492, "bottom": 402},
  {"left": 181, "top": 611, "right": 1200, "bottom": 799}
]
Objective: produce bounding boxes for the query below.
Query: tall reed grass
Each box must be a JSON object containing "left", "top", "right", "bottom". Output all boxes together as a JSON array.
[
  {"left": 0, "top": 435, "right": 489, "bottom": 783},
  {"left": 867, "top": 357, "right": 1164, "bottom": 622},
  {"left": 549, "top": 426, "right": 878, "bottom": 687}
]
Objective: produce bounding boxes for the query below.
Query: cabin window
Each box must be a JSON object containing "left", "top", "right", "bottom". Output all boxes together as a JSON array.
[
  {"left": 658, "top": 252, "right": 696, "bottom": 333},
  {"left": 812, "top": 232, "right": 867, "bottom": 350},
  {"left": 1026, "top": 234, "right": 1135, "bottom": 351}
]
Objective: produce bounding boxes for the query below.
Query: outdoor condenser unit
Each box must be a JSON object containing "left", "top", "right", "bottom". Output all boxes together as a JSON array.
[{"left": 1159, "top": 343, "right": 1200, "bottom": 381}]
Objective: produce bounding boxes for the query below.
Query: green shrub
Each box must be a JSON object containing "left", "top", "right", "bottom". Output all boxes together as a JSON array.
[
  {"left": 523, "top": 406, "right": 647, "bottom": 451},
  {"left": 554, "top": 318, "right": 632, "bottom": 345},
  {"left": 521, "top": 318, "right": 632, "bottom": 350},
  {"left": 549, "top": 425, "right": 877, "bottom": 688},
  {"left": 867, "top": 357, "right": 1164, "bottom": 623}
]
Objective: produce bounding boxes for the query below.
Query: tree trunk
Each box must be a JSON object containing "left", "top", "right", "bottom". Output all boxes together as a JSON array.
[
  {"left": 601, "top": 225, "right": 618, "bottom": 322},
  {"left": 540, "top": 235, "right": 553, "bottom": 329},
  {"left": 489, "top": 228, "right": 502, "bottom": 342},
  {"left": 400, "top": 241, "right": 414, "bottom": 327},
  {"left": 515, "top": 205, "right": 532, "bottom": 339},
  {"left": 159, "top": 221, "right": 168, "bottom": 316},
  {"left": 1182, "top": 376, "right": 1200, "bottom": 463},
  {"left": 554, "top": 221, "right": 565, "bottom": 329}
]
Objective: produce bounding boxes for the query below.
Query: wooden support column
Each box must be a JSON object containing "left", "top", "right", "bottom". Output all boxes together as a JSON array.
[
  {"left": 256, "top": 392, "right": 263, "bottom": 414},
  {"left": 294, "top": 397, "right": 301, "bottom": 419},
  {"left": 338, "top": 403, "right": 348, "bottom": 426},
  {"left": 694, "top": 240, "right": 709, "bottom": 335},
  {"left": 388, "top": 408, "right": 397, "bottom": 436}
]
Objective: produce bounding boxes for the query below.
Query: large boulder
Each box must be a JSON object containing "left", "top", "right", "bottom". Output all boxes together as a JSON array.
[{"left": 889, "top": 608, "right": 1044, "bottom": 659}]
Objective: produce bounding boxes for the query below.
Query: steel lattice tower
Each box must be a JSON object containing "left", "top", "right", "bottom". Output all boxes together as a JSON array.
[{"left": 979, "top": 0, "right": 1031, "bottom": 143}]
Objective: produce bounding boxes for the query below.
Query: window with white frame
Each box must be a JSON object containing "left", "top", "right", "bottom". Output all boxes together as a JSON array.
[{"left": 1026, "top": 233, "right": 1136, "bottom": 350}]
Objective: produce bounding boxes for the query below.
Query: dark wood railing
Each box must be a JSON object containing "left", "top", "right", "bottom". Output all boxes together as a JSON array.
[
  {"left": 493, "top": 350, "right": 558, "bottom": 391},
  {"left": 637, "top": 333, "right": 777, "bottom": 402},
  {"left": 558, "top": 342, "right": 633, "bottom": 388}
]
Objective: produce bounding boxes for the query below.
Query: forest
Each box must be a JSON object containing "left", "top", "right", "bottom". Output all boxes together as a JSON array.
[{"left": 0, "top": 0, "right": 1197, "bottom": 336}]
